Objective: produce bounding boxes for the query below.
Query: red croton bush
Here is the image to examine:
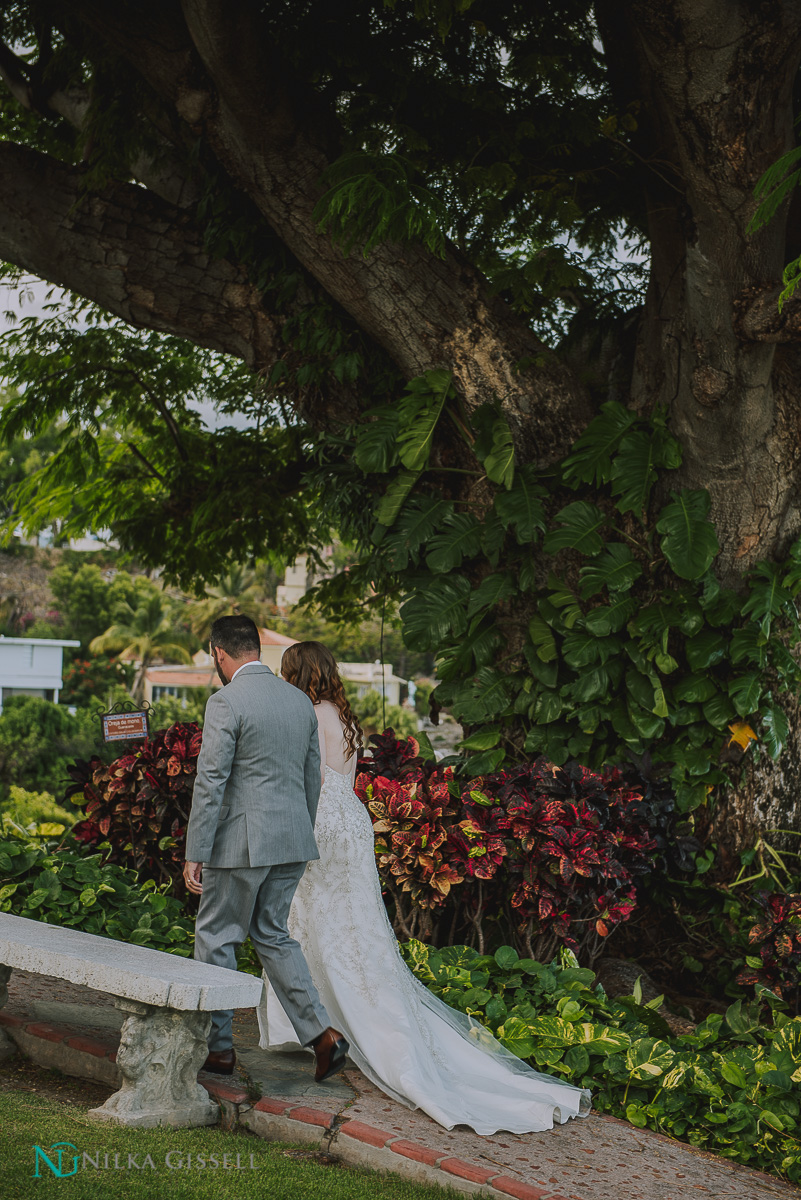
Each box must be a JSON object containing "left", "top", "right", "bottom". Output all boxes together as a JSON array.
[
  {"left": 64, "top": 721, "right": 682, "bottom": 961},
  {"left": 355, "top": 730, "right": 666, "bottom": 964},
  {"left": 67, "top": 722, "right": 201, "bottom": 895},
  {"left": 736, "top": 891, "right": 801, "bottom": 1010}
]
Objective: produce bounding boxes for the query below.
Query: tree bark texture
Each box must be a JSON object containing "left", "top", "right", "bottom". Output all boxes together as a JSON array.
[
  {"left": 66, "top": 0, "right": 592, "bottom": 463},
  {"left": 598, "top": 0, "right": 801, "bottom": 579},
  {"left": 0, "top": 142, "right": 281, "bottom": 368}
]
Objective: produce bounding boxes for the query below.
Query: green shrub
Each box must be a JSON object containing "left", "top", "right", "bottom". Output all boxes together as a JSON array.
[
  {"left": 345, "top": 685, "right": 417, "bottom": 738},
  {"left": 148, "top": 690, "right": 210, "bottom": 730},
  {"left": 403, "top": 940, "right": 801, "bottom": 1184},
  {"left": 1, "top": 785, "right": 75, "bottom": 832},
  {"left": 0, "top": 696, "right": 98, "bottom": 801},
  {"left": 60, "top": 654, "right": 135, "bottom": 707},
  {"left": 0, "top": 834, "right": 194, "bottom": 953}
]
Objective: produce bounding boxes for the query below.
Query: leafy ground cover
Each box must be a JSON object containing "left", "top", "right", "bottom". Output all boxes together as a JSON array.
[
  {"left": 403, "top": 941, "right": 801, "bottom": 1185},
  {"left": 0, "top": 834, "right": 194, "bottom": 954}
]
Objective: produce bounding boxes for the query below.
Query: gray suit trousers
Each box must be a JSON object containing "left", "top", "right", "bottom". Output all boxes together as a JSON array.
[{"left": 193, "top": 862, "right": 329, "bottom": 1051}]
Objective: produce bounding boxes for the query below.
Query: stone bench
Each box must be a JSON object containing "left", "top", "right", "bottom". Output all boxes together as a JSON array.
[{"left": 0, "top": 912, "right": 262, "bottom": 1129}]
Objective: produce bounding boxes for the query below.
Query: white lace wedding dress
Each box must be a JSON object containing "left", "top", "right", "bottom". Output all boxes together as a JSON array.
[{"left": 257, "top": 700, "right": 591, "bottom": 1134}]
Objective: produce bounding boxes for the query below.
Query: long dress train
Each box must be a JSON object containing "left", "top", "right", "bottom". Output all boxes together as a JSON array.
[{"left": 257, "top": 701, "right": 591, "bottom": 1135}]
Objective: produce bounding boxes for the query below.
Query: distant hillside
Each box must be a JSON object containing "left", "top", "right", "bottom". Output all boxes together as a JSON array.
[
  {"left": 0, "top": 547, "right": 126, "bottom": 631},
  {"left": 0, "top": 548, "right": 62, "bottom": 626}
]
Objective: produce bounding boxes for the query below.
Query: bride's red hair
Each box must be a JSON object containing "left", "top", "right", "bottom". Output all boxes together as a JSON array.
[{"left": 281, "top": 641, "right": 363, "bottom": 760}]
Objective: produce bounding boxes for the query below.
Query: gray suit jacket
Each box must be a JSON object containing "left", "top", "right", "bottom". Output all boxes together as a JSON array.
[{"left": 184, "top": 662, "right": 321, "bottom": 868}]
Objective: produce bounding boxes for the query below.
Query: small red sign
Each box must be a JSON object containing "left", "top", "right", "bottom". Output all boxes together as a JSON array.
[{"left": 102, "top": 711, "right": 149, "bottom": 742}]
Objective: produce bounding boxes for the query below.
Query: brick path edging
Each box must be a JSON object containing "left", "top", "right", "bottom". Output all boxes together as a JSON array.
[
  {"left": 0, "top": 1010, "right": 582, "bottom": 1200},
  {"left": 242, "top": 1100, "right": 577, "bottom": 1200}
]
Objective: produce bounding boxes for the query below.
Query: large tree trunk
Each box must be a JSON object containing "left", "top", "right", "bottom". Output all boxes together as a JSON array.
[
  {"left": 598, "top": 0, "right": 801, "bottom": 578},
  {"left": 597, "top": 0, "right": 801, "bottom": 851},
  {"left": 0, "top": 142, "right": 281, "bottom": 368}
]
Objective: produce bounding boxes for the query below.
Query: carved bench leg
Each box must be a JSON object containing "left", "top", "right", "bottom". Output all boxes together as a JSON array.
[
  {"left": 0, "top": 964, "right": 15, "bottom": 1061},
  {"left": 88, "top": 998, "right": 218, "bottom": 1129}
]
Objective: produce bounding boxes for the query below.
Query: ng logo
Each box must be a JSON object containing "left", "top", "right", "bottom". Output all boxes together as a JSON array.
[{"left": 32, "top": 1142, "right": 79, "bottom": 1178}]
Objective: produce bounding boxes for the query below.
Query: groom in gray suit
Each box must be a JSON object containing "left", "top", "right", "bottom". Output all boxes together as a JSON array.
[{"left": 183, "top": 614, "right": 348, "bottom": 1081}]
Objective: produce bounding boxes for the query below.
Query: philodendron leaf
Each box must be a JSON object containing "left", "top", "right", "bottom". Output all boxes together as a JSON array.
[
  {"left": 354, "top": 405, "right": 400, "bottom": 473},
  {"left": 611, "top": 430, "right": 658, "bottom": 517},
  {"left": 467, "top": 572, "right": 516, "bottom": 618},
  {"left": 656, "top": 490, "right": 720, "bottom": 580},
  {"left": 459, "top": 728, "right": 501, "bottom": 751},
  {"left": 425, "top": 512, "right": 483, "bottom": 572},
  {"left": 544, "top": 502, "right": 607, "bottom": 556},
  {"left": 494, "top": 467, "right": 547, "bottom": 542},
  {"left": 400, "top": 575, "right": 471, "bottom": 650},
  {"left": 562, "top": 400, "right": 636, "bottom": 487},
  {"left": 396, "top": 368, "right": 454, "bottom": 471},
  {"left": 625, "top": 1037, "right": 676, "bottom": 1081},
  {"left": 579, "top": 544, "right": 641, "bottom": 598},
  {"left": 375, "top": 468, "right": 420, "bottom": 526},
  {"left": 497, "top": 1016, "right": 536, "bottom": 1059},
  {"left": 381, "top": 496, "right": 453, "bottom": 569},
  {"left": 762, "top": 703, "right": 789, "bottom": 758},
  {"left": 528, "top": 615, "right": 558, "bottom": 662},
  {"left": 482, "top": 415, "right": 515, "bottom": 488},
  {"left": 727, "top": 672, "right": 762, "bottom": 717}
]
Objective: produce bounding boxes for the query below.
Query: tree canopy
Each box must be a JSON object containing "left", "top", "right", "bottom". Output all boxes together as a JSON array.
[{"left": 0, "top": 1, "right": 801, "bottom": 845}]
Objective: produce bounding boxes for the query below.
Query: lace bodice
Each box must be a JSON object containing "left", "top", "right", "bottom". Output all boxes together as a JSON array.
[{"left": 314, "top": 699, "right": 357, "bottom": 783}]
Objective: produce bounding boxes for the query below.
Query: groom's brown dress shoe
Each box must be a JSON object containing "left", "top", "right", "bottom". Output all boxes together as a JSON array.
[
  {"left": 312, "top": 1028, "right": 349, "bottom": 1082},
  {"left": 201, "top": 1048, "right": 236, "bottom": 1075}
]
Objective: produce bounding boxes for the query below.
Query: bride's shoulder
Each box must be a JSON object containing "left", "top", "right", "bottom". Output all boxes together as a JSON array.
[{"left": 315, "top": 698, "right": 344, "bottom": 722}]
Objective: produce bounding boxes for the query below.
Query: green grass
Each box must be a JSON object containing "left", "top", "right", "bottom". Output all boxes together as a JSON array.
[{"left": 1, "top": 1090, "right": 462, "bottom": 1200}]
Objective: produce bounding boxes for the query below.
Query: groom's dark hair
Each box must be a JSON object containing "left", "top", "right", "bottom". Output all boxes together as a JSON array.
[{"left": 210, "top": 614, "right": 261, "bottom": 658}]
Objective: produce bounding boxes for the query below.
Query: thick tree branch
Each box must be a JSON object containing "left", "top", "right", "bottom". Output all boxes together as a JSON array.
[
  {"left": 0, "top": 141, "right": 281, "bottom": 369},
  {"left": 70, "top": 0, "right": 591, "bottom": 462},
  {"left": 0, "top": 42, "right": 202, "bottom": 210},
  {"left": 735, "top": 283, "right": 801, "bottom": 343}
]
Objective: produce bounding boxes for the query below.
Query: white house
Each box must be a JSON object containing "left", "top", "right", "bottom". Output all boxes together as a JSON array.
[
  {"left": 0, "top": 635, "right": 81, "bottom": 710},
  {"left": 337, "top": 661, "right": 407, "bottom": 708}
]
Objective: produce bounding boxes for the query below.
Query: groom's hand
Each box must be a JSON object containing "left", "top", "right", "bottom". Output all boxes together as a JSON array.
[{"left": 183, "top": 861, "right": 203, "bottom": 894}]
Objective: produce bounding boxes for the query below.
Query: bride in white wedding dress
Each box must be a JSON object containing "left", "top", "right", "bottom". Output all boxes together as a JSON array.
[{"left": 257, "top": 642, "right": 591, "bottom": 1135}]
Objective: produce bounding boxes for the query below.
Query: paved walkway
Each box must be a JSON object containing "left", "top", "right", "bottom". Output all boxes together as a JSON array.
[{"left": 1, "top": 970, "right": 798, "bottom": 1200}]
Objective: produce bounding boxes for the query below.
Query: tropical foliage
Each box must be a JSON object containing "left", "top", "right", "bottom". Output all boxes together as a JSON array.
[
  {"left": 0, "top": 696, "right": 97, "bottom": 805},
  {"left": 89, "top": 589, "right": 195, "bottom": 701},
  {"left": 0, "top": 311, "right": 323, "bottom": 588},
  {"left": 60, "top": 655, "right": 135, "bottom": 708},
  {"left": 68, "top": 722, "right": 201, "bottom": 895},
  {"left": 737, "top": 892, "right": 801, "bottom": 1012},
  {"left": 188, "top": 564, "right": 275, "bottom": 640},
  {"left": 343, "top": 685, "right": 418, "bottom": 740},
  {"left": 354, "top": 729, "right": 688, "bottom": 961},
  {"left": 404, "top": 941, "right": 801, "bottom": 1185},
  {"left": 0, "top": 786, "right": 74, "bottom": 834},
  {"left": 0, "top": 833, "right": 194, "bottom": 954},
  {"left": 321, "top": 390, "right": 801, "bottom": 816}
]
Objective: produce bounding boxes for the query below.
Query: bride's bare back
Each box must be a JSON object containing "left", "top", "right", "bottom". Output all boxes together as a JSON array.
[{"left": 314, "top": 698, "right": 357, "bottom": 782}]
